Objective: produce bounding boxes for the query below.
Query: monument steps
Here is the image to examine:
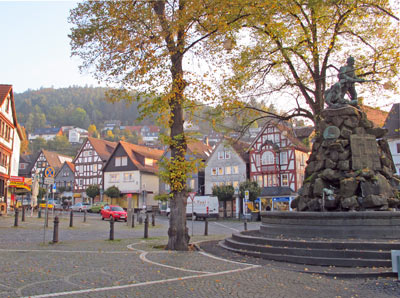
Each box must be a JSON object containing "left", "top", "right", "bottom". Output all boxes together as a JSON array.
[{"left": 222, "top": 231, "right": 398, "bottom": 268}]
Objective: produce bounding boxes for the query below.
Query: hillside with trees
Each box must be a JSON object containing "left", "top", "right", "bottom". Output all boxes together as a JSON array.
[{"left": 14, "top": 86, "right": 142, "bottom": 133}]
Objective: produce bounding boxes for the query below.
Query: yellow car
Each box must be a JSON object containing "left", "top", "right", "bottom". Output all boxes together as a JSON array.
[{"left": 38, "top": 200, "right": 60, "bottom": 209}]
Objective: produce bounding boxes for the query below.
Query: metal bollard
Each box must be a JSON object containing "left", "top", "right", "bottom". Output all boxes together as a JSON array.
[
  {"left": 144, "top": 214, "right": 149, "bottom": 239},
  {"left": 14, "top": 209, "right": 19, "bottom": 227},
  {"left": 204, "top": 217, "right": 208, "bottom": 236},
  {"left": 53, "top": 216, "right": 59, "bottom": 243},
  {"left": 69, "top": 210, "right": 73, "bottom": 227},
  {"left": 244, "top": 218, "right": 247, "bottom": 231},
  {"left": 38, "top": 208, "right": 42, "bottom": 218},
  {"left": 151, "top": 213, "right": 155, "bottom": 226},
  {"left": 22, "top": 206, "right": 25, "bottom": 222},
  {"left": 131, "top": 213, "right": 135, "bottom": 228},
  {"left": 109, "top": 217, "right": 115, "bottom": 240},
  {"left": 139, "top": 215, "right": 143, "bottom": 225},
  {"left": 83, "top": 210, "right": 87, "bottom": 223}
]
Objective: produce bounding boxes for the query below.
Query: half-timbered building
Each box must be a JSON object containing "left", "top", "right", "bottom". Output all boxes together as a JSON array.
[
  {"left": 29, "top": 149, "right": 72, "bottom": 178},
  {"left": 249, "top": 122, "right": 310, "bottom": 193},
  {"left": 0, "top": 85, "right": 24, "bottom": 209},
  {"left": 73, "top": 137, "right": 117, "bottom": 201}
]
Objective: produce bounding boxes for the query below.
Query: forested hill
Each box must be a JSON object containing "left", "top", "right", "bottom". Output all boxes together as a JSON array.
[{"left": 14, "top": 86, "right": 142, "bottom": 133}]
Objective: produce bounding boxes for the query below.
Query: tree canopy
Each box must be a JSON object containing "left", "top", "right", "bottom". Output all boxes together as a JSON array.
[{"left": 214, "top": 0, "right": 399, "bottom": 125}]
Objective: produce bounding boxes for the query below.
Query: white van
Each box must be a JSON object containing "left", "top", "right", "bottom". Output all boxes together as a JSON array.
[
  {"left": 166, "top": 196, "right": 219, "bottom": 220},
  {"left": 186, "top": 196, "right": 219, "bottom": 220}
]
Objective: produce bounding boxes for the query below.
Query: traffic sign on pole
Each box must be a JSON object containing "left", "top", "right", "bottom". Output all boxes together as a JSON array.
[
  {"left": 188, "top": 192, "right": 196, "bottom": 201},
  {"left": 44, "top": 177, "right": 55, "bottom": 185},
  {"left": 44, "top": 167, "right": 55, "bottom": 178}
]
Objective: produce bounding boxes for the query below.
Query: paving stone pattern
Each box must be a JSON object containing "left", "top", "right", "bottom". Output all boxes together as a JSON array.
[{"left": 0, "top": 213, "right": 399, "bottom": 297}]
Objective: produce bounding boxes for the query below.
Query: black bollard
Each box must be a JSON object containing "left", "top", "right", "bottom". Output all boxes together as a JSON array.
[
  {"left": 83, "top": 210, "right": 87, "bottom": 223},
  {"left": 151, "top": 213, "right": 155, "bottom": 227},
  {"left": 38, "top": 208, "right": 42, "bottom": 218},
  {"left": 22, "top": 206, "right": 25, "bottom": 222},
  {"left": 144, "top": 214, "right": 149, "bottom": 239},
  {"left": 139, "top": 215, "right": 143, "bottom": 225},
  {"left": 244, "top": 218, "right": 247, "bottom": 231},
  {"left": 14, "top": 209, "right": 19, "bottom": 227},
  {"left": 204, "top": 217, "right": 208, "bottom": 236},
  {"left": 131, "top": 213, "right": 135, "bottom": 228},
  {"left": 53, "top": 216, "right": 59, "bottom": 243},
  {"left": 109, "top": 217, "right": 115, "bottom": 240},
  {"left": 69, "top": 210, "right": 73, "bottom": 227}
]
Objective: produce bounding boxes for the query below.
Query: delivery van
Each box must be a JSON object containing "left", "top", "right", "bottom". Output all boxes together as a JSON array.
[{"left": 166, "top": 196, "right": 219, "bottom": 220}]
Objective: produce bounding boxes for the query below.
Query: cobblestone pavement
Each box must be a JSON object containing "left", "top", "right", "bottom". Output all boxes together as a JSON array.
[{"left": 0, "top": 213, "right": 399, "bottom": 297}]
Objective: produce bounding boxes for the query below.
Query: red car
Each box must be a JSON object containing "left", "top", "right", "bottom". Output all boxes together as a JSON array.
[{"left": 101, "top": 205, "right": 127, "bottom": 222}]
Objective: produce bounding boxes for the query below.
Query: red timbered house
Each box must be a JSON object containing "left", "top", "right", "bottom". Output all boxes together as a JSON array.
[
  {"left": 249, "top": 122, "right": 310, "bottom": 193},
  {"left": 73, "top": 137, "right": 117, "bottom": 201}
]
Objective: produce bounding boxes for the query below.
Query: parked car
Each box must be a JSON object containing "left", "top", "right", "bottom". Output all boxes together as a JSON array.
[
  {"left": 101, "top": 205, "right": 127, "bottom": 222},
  {"left": 88, "top": 202, "right": 108, "bottom": 213},
  {"left": 70, "top": 202, "right": 91, "bottom": 212}
]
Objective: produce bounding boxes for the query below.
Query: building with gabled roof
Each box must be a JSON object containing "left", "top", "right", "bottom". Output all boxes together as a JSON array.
[
  {"left": 383, "top": 103, "right": 400, "bottom": 175},
  {"left": 159, "top": 139, "right": 212, "bottom": 197},
  {"left": 0, "top": 84, "right": 24, "bottom": 209},
  {"left": 28, "top": 127, "right": 63, "bottom": 141},
  {"left": 249, "top": 121, "right": 310, "bottom": 201},
  {"left": 103, "top": 141, "right": 164, "bottom": 209},
  {"left": 73, "top": 137, "right": 117, "bottom": 201},
  {"left": 28, "top": 149, "right": 73, "bottom": 179},
  {"left": 55, "top": 161, "right": 75, "bottom": 196}
]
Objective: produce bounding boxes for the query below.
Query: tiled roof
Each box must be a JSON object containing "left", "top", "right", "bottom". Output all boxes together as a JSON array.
[
  {"left": 0, "top": 85, "right": 12, "bottom": 105},
  {"left": 383, "top": 103, "right": 400, "bottom": 139},
  {"left": 87, "top": 137, "right": 117, "bottom": 161},
  {"left": 32, "top": 127, "right": 62, "bottom": 135},
  {"left": 119, "top": 141, "right": 164, "bottom": 174},
  {"left": 187, "top": 139, "right": 213, "bottom": 160},
  {"left": 42, "top": 150, "right": 72, "bottom": 171},
  {"left": 260, "top": 186, "right": 296, "bottom": 197},
  {"left": 293, "top": 126, "right": 314, "bottom": 139},
  {"left": 66, "top": 161, "right": 75, "bottom": 172},
  {"left": 360, "top": 105, "right": 388, "bottom": 127}
]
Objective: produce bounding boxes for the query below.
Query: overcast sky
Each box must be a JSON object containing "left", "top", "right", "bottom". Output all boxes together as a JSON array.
[{"left": 0, "top": 0, "right": 100, "bottom": 93}]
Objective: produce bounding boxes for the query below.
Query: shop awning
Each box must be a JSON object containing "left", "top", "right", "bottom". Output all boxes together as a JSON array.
[{"left": 9, "top": 176, "right": 31, "bottom": 192}]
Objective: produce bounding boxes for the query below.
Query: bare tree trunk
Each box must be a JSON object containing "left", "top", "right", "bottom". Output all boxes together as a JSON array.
[{"left": 167, "top": 191, "right": 190, "bottom": 250}]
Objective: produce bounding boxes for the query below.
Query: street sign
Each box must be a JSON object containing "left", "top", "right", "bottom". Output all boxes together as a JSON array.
[
  {"left": 44, "top": 167, "right": 55, "bottom": 178},
  {"left": 245, "top": 190, "right": 249, "bottom": 200},
  {"left": 44, "top": 177, "right": 54, "bottom": 185},
  {"left": 188, "top": 192, "right": 196, "bottom": 201},
  {"left": 52, "top": 183, "right": 56, "bottom": 193}
]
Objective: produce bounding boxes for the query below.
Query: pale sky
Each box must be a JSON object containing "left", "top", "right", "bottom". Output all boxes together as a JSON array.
[{"left": 0, "top": 0, "right": 100, "bottom": 93}]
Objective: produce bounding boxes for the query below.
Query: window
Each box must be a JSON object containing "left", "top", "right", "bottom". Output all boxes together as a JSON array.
[
  {"left": 224, "top": 151, "right": 231, "bottom": 159},
  {"left": 115, "top": 157, "right": 121, "bottom": 167},
  {"left": 281, "top": 174, "right": 289, "bottom": 186},
  {"left": 225, "top": 166, "right": 231, "bottom": 175},
  {"left": 124, "top": 173, "right": 134, "bottom": 182},
  {"left": 257, "top": 175, "right": 263, "bottom": 187},
  {"left": 110, "top": 174, "right": 119, "bottom": 183},
  {"left": 211, "top": 168, "right": 217, "bottom": 175},
  {"left": 397, "top": 143, "right": 400, "bottom": 154},
  {"left": 189, "top": 179, "right": 195, "bottom": 190},
  {"left": 233, "top": 181, "right": 239, "bottom": 189},
  {"left": 218, "top": 151, "right": 224, "bottom": 160},
  {"left": 145, "top": 158, "right": 153, "bottom": 166},
  {"left": 122, "top": 156, "right": 128, "bottom": 166},
  {"left": 19, "top": 163, "right": 26, "bottom": 169},
  {"left": 261, "top": 151, "right": 274, "bottom": 165},
  {"left": 218, "top": 167, "right": 224, "bottom": 175},
  {"left": 232, "top": 166, "right": 239, "bottom": 174},
  {"left": 93, "top": 164, "right": 98, "bottom": 172},
  {"left": 256, "top": 155, "right": 260, "bottom": 167},
  {"left": 280, "top": 151, "right": 288, "bottom": 164}
]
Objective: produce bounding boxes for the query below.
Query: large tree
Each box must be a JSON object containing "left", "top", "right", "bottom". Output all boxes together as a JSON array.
[
  {"left": 69, "top": 1, "right": 245, "bottom": 250},
  {"left": 215, "top": 0, "right": 399, "bottom": 127}
]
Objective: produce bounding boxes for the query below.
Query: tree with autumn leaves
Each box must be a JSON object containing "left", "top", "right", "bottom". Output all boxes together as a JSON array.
[{"left": 69, "top": 0, "right": 399, "bottom": 251}]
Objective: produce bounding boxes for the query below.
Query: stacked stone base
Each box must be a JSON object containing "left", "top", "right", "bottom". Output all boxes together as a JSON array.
[{"left": 292, "top": 105, "right": 399, "bottom": 212}]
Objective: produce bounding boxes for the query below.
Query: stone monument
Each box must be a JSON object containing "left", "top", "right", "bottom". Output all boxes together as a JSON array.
[{"left": 292, "top": 57, "right": 399, "bottom": 211}]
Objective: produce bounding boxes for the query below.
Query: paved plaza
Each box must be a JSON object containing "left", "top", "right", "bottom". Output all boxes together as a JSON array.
[{"left": 0, "top": 212, "right": 399, "bottom": 297}]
